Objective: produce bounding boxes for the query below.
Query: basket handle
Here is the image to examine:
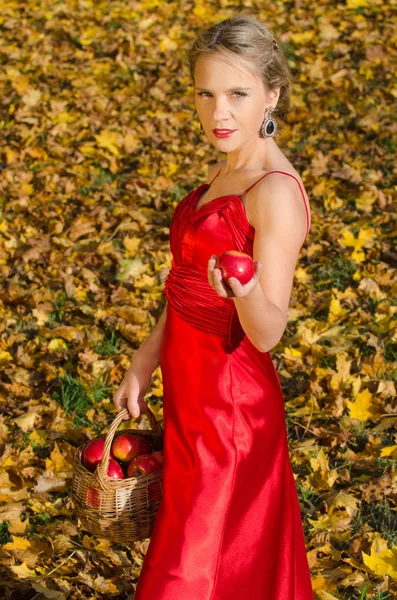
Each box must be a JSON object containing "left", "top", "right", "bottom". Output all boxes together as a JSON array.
[{"left": 92, "top": 405, "right": 163, "bottom": 491}]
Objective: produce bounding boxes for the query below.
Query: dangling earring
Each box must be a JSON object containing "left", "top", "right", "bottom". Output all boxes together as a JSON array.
[
  {"left": 260, "top": 107, "right": 277, "bottom": 138},
  {"left": 200, "top": 123, "right": 204, "bottom": 133}
]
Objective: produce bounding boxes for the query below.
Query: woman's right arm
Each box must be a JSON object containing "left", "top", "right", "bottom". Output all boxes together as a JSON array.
[
  {"left": 133, "top": 302, "right": 168, "bottom": 374},
  {"left": 113, "top": 302, "right": 168, "bottom": 418}
]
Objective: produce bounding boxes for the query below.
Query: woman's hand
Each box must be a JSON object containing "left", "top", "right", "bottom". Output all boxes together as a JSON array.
[
  {"left": 208, "top": 254, "right": 262, "bottom": 299},
  {"left": 113, "top": 361, "right": 152, "bottom": 420}
]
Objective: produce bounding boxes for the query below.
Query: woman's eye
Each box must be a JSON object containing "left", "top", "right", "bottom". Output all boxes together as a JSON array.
[{"left": 197, "top": 92, "right": 246, "bottom": 98}]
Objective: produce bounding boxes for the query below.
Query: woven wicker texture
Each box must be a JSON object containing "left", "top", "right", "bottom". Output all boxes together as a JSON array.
[{"left": 72, "top": 406, "right": 164, "bottom": 543}]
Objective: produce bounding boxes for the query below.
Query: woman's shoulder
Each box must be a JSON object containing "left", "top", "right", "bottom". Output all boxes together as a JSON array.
[{"left": 248, "top": 166, "right": 311, "bottom": 232}]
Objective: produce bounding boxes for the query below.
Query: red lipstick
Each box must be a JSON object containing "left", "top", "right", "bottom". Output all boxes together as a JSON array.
[{"left": 213, "top": 129, "right": 236, "bottom": 138}]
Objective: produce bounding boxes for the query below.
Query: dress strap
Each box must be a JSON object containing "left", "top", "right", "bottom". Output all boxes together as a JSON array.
[
  {"left": 208, "top": 168, "right": 222, "bottom": 186},
  {"left": 241, "top": 170, "right": 310, "bottom": 240}
]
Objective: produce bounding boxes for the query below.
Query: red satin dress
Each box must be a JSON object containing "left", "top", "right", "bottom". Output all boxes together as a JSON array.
[{"left": 134, "top": 169, "right": 313, "bottom": 600}]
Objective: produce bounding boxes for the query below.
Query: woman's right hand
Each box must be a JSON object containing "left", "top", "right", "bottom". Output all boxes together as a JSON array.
[{"left": 113, "top": 361, "right": 152, "bottom": 420}]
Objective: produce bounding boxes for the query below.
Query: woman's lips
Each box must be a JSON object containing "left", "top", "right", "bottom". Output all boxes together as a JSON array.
[{"left": 213, "top": 129, "right": 236, "bottom": 138}]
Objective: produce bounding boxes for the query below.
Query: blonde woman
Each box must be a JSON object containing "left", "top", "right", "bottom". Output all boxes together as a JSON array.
[{"left": 114, "top": 12, "right": 313, "bottom": 599}]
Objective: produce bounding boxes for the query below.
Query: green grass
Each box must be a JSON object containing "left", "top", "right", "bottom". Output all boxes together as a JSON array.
[
  {"left": 94, "top": 328, "right": 121, "bottom": 356},
  {"left": 0, "top": 521, "right": 12, "bottom": 546},
  {"left": 351, "top": 498, "right": 397, "bottom": 548},
  {"left": 51, "top": 372, "right": 113, "bottom": 431},
  {"left": 51, "top": 374, "right": 93, "bottom": 428}
]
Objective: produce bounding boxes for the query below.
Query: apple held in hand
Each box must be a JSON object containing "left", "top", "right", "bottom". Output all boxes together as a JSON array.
[
  {"left": 112, "top": 433, "right": 152, "bottom": 462},
  {"left": 216, "top": 251, "right": 254, "bottom": 286}
]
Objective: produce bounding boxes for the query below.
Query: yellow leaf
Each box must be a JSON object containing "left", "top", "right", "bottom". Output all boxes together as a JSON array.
[
  {"left": 10, "top": 561, "right": 36, "bottom": 578},
  {"left": 21, "top": 183, "right": 34, "bottom": 195},
  {"left": 347, "top": 388, "right": 379, "bottom": 421},
  {"left": 0, "top": 351, "right": 13, "bottom": 364},
  {"left": 351, "top": 247, "right": 366, "bottom": 263},
  {"left": 284, "top": 346, "right": 303, "bottom": 358},
  {"left": 45, "top": 443, "right": 73, "bottom": 474},
  {"left": 14, "top": 412, "right": 38, "bottom": 432},
  {"left": 164, "top": 163, "right": 179, "bottom": 177},
  {"left": 328, "top": 492, "right": 360, "bottom": 517},
  {"left": 95, "top": 130, "right": 121, "bottom": 156},
  {"left": 362, "top": 534, "right": 397, "bottom": 580},
  {"left": 380, "top": 445, "right": 397, "bottom": 459},
  {"left": 32, "top": 308, "right": 51, "bottom": 325},
  {"left": 75, "top": 287, "right": 88, "bottom": 302},
  {"left": 329, "top": 295, "right": 348, "bottom": 319},
  {"left": 9, "top": 517, "right": 28, "bottom": 535},
  {"left": 4, "top": 536, "right": 31, "bottom": 552},
  {"left": 193, "top": 5, "right": 209, "bottom": 18},
  {"left": 22, "top": 88, "right": 41, "bottom": 108},
  {"left": 124, "top": 133, "right": 140, "bottom": 152},
  {"left": 311, "top": 572, "right": 328, "bottom": 591},
  {"left": 319, "top": 23, "right": 340, "bottom": 41},
  {"left": 310, "top": 447, "right": 330, "bottom": 473},
  {"left": 159, "top": 37, "right": 178, "bottom": 52},
  {"left": 123, "top": 236, "right": 141, "bottom": 253},
  {"left": 6, "top": 148, "right": 19, "bottom": 163},
  {"left": 290, "top": 31, "right": 315, "bottom": 45},
  {"left": 79, "top": 144, "right": 97, "bottom": 157},
  {"left": 80, "top": 26, "right": 101, "bottom": 45},
  {"left": 340, "top": 227, "right": 375, "bottom": 249},
  {"left": 294, "top": 266, "right": 312, "bottom": 283},
  {"left": 347, "top": 0, "right": 368, "bottom": 7},
  {"left": 48, "top": 338, "right": 67, "bottom": 352}
]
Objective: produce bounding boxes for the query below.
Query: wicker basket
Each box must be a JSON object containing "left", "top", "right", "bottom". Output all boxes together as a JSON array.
[{"left": 71, "top": 406, "right": 164, "bottom": 543}]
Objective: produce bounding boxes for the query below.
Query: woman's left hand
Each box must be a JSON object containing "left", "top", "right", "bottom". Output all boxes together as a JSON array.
[{"left": 208, "top": 254, "right": 262, "bottom": 299}]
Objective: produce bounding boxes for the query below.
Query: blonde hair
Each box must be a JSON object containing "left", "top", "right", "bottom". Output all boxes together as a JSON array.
[{"left": 187, "top": 12, "right": 293, "bottom": 120}]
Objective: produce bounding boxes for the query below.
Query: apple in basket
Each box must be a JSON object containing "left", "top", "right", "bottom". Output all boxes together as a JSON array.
[
  {"left": 126, "top": 453, "right": 162, "bottom": 478},
  {"left": 82, "top": 438, "right": 108, "bottom": 473},
  {"left": 147, "top": 452, "right": 164, "bottom": 502},
  {"left": 151, "top": 450, "right": 164, "bottom": 464},
  {"left": 215, "top": 251, "right": 254, "bottom": 286},
  {"left": 107, "top": 457, "right": 124, "bottom": 479},
  {"left": 85, "top": 457, "right": 124, "bottom": 508},
  {"left": 112, "top": 433, "right": 152, "bottom": 462}
]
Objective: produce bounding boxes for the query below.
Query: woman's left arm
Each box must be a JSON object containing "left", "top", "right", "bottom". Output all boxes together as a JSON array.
[{"left": 229, "top": 174, "right": 309, "bottom": 352}]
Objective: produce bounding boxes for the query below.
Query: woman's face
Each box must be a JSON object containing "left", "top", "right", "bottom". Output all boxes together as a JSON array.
[{"left": 194, "top": 52, "right": 274, "bottom": 148}]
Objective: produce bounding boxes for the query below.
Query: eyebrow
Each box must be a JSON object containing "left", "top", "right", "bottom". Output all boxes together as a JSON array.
[{"left": 195, "top": 87, "right": 253, "bottom": 92}]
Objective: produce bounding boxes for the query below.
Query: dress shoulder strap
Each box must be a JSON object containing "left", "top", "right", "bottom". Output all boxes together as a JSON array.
[
  {"left": 242, "top": 170, "right": 310, "bottom": 240},
  {"left": 208, "top": 168, "right": 222, "bottom": 186}
]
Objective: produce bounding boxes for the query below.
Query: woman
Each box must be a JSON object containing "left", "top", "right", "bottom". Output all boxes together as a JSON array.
[{"left": 114, "top": 13, "right": 313, "bottom": 599}]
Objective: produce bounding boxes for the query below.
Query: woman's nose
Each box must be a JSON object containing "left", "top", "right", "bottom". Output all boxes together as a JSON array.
[{"left": 212, "top": 100, "right": 230, "bottom": 121}]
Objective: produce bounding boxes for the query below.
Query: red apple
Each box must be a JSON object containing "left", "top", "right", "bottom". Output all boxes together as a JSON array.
[
  {"left": 135, "top": 454, "right": 162, "bottom": 474},
  {"left": 216, "top": 251, "right": 254, "bottom": 286},
  {"left": 82, "top": 439, "right": 105, "bottom": 473},
  {"left": 151, "top": 450, "right": 164, "bottom": 464},
  {"left": 107, "top": 457, "right": 124, "bottom": 479},
  {"left": 112, "top": 433, "right": 152, "bottom": 462},
  {"left": 126, "top": 457, "right": 141, "bottom": 478},
  {"left": 86, "top": 487, "right": 100, "bottom": 508}
]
